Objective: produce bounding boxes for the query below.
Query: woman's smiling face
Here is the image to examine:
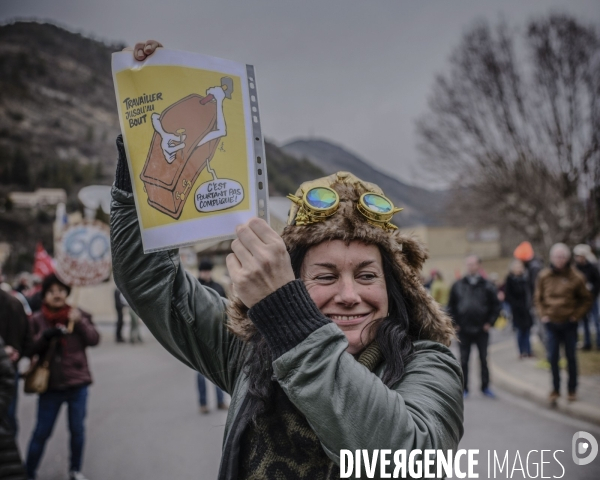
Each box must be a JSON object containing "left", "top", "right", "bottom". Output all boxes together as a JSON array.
[{"left": 301, "top": 240, "right": 388, "bottom": 354}]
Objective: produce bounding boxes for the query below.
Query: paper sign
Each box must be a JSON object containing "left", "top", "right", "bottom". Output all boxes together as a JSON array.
[
  {"left": 54, "top": 221, "right": 112, "bottom": 287},
  {"left": 112, "top": 48, "right": 268, "bottom": 253}
]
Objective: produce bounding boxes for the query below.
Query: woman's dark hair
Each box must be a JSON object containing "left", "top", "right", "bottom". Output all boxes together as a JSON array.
[
  {"left": 375, "top": 246, "right": 416, "bottom": 386},
  {"left": 244, "top": 243, "right": 415, "bottom": 416}
]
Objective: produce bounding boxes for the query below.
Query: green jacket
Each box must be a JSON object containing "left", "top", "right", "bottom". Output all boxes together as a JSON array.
[{"left": 110, "top": 186, "right": 464, "bottom": 479}]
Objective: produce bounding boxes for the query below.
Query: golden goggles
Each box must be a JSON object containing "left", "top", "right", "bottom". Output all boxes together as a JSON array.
[{"left": 287, "top": 186, "right": 403, "bottom": 232}]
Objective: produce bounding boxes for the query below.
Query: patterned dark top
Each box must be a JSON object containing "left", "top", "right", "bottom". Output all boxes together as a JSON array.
[{"left": 238, "top": 342, "right": 383, "bottom": 479}]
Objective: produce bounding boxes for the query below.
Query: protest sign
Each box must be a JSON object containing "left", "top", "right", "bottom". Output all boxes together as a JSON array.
[
  {"left": 112, "top": 48, "right": 268, "bottom": 253},
  {"left": 54, "top": 221, "right": 112, "bottom": 287}
]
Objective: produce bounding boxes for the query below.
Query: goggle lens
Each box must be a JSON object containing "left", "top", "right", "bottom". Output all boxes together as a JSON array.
[
  {"left": 305, "top": 187, "right": 338, "bottom": 210},
  {"left": 362, "top": 193, "right": 393, "bottom": 214}
]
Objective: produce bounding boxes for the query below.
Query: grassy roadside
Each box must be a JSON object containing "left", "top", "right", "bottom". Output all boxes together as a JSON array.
[{"left": 532, "top": 335, "right": 600, "bottom": 376}]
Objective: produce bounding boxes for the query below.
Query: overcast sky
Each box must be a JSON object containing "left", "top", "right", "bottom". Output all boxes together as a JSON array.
[{"left": 2, "top": 0, "right": 599, "bottom": 187}]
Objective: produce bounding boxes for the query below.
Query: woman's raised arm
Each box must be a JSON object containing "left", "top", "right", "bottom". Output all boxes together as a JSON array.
[{"left": 111, "top": 79, "right": 245, "bottom": 394}]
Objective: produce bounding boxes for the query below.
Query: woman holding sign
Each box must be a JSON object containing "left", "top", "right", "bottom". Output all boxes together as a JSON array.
[{"left": 112, "top": 41, "right": 463, "bottom": 480}]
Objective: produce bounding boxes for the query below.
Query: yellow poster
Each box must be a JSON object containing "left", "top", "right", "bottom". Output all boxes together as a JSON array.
[{"left": 112, "top": 49, "right": 267, "bottom": 253}]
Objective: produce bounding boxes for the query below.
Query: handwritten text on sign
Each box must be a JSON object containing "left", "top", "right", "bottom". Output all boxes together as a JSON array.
[{"left": 195, "top": 178, "right": 244, "bottom": 213}]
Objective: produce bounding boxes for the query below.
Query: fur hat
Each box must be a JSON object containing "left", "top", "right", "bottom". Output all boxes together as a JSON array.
[{"left": 227, "top": 172, "right": 455, "bottom": 346}]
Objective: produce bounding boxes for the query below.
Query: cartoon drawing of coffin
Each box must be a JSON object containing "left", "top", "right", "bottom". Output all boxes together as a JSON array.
[{"left": 140, "top": 94, "right": 220, "bottom": 219}]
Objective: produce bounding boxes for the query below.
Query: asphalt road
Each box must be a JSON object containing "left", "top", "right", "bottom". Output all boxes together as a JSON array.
[
  {"left": 16, "top": 325, "right": 228, "bottom": 480},
  {"left": 13, "top": 325, "right": 600, "bottom": 479},
  {"left": 454, "top": 331, "right": 600, "bottom": 480},
  {"left": 459, "top": 384, "right": 600, "bottom": 479}
]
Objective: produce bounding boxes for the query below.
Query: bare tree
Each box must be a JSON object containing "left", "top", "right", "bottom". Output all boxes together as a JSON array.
[{"left": 417, "top": 14, "right": 600, "bottom": 253}]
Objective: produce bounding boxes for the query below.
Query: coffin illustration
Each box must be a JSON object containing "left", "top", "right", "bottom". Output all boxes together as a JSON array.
[{"left": 140, "top": 94, "right": 220, "bottom": 219}]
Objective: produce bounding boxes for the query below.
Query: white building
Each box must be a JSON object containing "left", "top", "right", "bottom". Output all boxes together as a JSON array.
[{"left": 10, "top": 188, "right": 67, "bottom": 209}]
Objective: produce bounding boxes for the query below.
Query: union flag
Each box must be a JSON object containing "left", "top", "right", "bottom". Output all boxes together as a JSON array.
[{"left": 33, "top": 242, "right": 54, "bottom": 277}]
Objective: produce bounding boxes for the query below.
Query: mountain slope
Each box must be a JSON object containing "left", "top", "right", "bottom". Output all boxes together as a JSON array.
[
  {"left": 0, "top": 22, "right": 324, "bottom": 197},
  {"left": 0, "top": 21, "right": 322, "bottom": 272},
  {"left": 282, "top": 139, "right": 447, "bottom": 226},
  {"left": 0, "top": 22, "right": 125, "bottom": 188},
  {"left": 264, "top": 141, "right": 325, "bottom": 196}
]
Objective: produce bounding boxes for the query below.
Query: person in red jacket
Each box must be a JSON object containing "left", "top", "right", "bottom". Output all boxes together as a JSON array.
[{"left": 25, "top": 274, "right": 100, "bottom": 480}]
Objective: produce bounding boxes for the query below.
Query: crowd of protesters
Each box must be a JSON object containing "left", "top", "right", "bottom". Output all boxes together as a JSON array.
[
  {"left": 1, "top": 230, "right": 598, "bottom": 479},
  {"left": 0, "top": 268, "right": 100, "bottom": 480},
  {"left": 0, "top": 253, "right": 233, "bottom": 479},
  {"left": 425, "top": 240, "right": 599, "bottom": 407}
]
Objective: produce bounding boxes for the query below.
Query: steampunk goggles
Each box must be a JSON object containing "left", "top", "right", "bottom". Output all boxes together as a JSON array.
[{"left": 287, "top": 185, "right": 403, "bottom": 232}]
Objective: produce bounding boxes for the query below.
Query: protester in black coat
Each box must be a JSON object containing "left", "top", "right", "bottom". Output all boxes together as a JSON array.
[
  {"left": 505, "top": 260, "right": 534, "bottom": 358},
  {"left": 448, "top": 256, "right": 501, "bottom": 398},
  {"left": 0, "top": 289, "right": 32, "bottom": 435},
  {"left": 197, "top": 259, "right": 227, "bottom": 298},
  {"left": 513, "top": 241, "right": 543, "bottom": 297},
  {"left": 0, "top": 337, "right": 26, "bottom": 479},
  {"left": 573, "top": 244, "right": 600, "bottom": 350},
  {"left": 0, "top": 290, "right": 32, "bottom": 363},
  {"left": 575, "top": 260, "right": 600, "bottom": 297},
  {"left": 196, "top": 259, "right": 228, "bottom": 413}
]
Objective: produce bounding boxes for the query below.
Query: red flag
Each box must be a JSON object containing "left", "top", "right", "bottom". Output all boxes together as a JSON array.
[{"left": 33, "top": 242, "right": 54, "bottom": 277}]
